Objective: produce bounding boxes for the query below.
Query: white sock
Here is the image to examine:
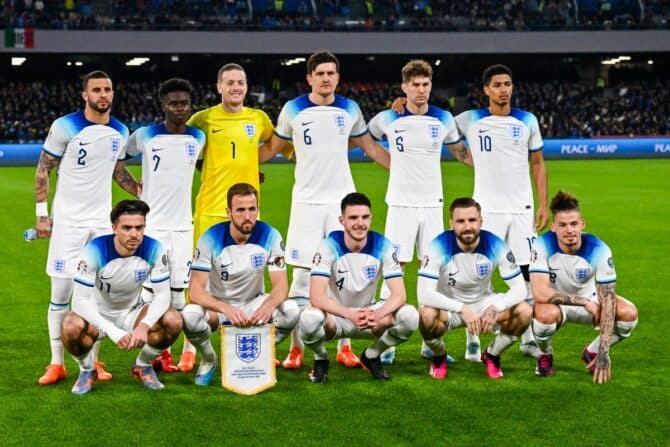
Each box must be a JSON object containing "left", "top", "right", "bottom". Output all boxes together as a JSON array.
[
  {"left": 423, "top": 337, "right": 446, "bottom": 356},
  {"left": 520, "top": 325, "right": 537, "bottom": 346},
  {"left": 338, "top": 338, "right": 351, "bottom": 351},
  {"left": 48, "top": 305, "right": 68, "bottom": 365},
  {"left": 587, "top": 318, "right": 638, "bottom": 352},
  {"left": 532, "top": 319, "right": 557, "bottom": 354},
  {"left": 73, "top": 351, "right": 94, "bottom": 371},
  {"left": 487, "top": 333, "right": 518, "bottom": 357},
  {"left": 136, "top": 345, "right": 163, "bottom": 367}
]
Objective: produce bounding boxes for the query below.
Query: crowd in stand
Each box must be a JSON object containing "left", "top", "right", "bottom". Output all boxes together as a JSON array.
[
  {"left": 1, "top": 77, "right": 667, "bottom": 142},
  {"left": 1, "top": 0, "right": 668, "bottom": 30}
]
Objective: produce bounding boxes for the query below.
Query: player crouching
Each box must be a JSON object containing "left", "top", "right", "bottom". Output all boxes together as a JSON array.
[
  {"left": 299, "top": 193, "right": 419, "bottom": 383},
  {"left": 62, "top": 200, "right": 183, "bottom": 394},
  {"left": 417, "top": 198, "right": 532, "bottom": 379},
  {"left": 182, "top": 183, "right": 299, "bottom": 386}
]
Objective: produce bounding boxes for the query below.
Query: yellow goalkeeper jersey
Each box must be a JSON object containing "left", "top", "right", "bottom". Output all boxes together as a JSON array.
[{"left": 188, "top": 105, "right": 274, "bottom": 217}]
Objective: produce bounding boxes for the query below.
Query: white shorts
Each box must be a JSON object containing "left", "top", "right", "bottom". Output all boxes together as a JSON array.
[
  {"left": 145, "top": 228, "right": 193, "bottom": 288},
  {"left": 190, "top": 294, "right": 294, "bottom": 327},
  {"left": 95, "top": 301, "right": 145, "bottom": 339},
  {"left": 286, "top": 202, "right": 341, "bottom": 268},
  {"left": 47, "top": 223, "right": 111, "bottom": 278},
  {"left": 481, "top": 212, "right": 536, "bottom": 266},
  {"left": 385, "top": 205, "right": 443, "bottom": 263},
  {"left": 311, "top": 301, "right": 385, "bottom": 340},
  {"left": 445, "top": 294, "right": 504, "bottom": 331}
]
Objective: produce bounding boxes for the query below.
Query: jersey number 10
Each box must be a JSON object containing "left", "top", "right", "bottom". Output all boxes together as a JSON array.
[{"left": 479, "top": 135, "right": 492, "bottom": 152}]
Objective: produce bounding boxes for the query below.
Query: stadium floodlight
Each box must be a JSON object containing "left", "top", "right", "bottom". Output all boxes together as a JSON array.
[
  {"left": 171, "top": 55, "right": 179, "bottom": 62},
  {"left": 126, "top": 57, "right": 150, "bottom": 66},
  {"left": 11, "top": 57, "right": 26, "bottom": 66},
  {"left": 75, "top": 61, "right": 83, "bottom": 66},
  {"left": 435, "top": 59, "right": 441, "bottom": 66},
  {"left": 648, "top": 60, "right": 654, "bottom": 65},
  {"left": 281, "top": 57, "right": 306, "bottom": 67}
]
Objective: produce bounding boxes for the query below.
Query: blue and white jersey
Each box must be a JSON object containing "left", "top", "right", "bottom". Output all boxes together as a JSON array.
[
  {"left": 275, "top": 94, "right": 367, "bottom": 204},
  {"left": 125, "top": 124, "right": 205, "bottom": 230},
  {"left": 73, "top": 234, "right": 170, "bottom": 319},
  {"left": 191, "top": 221, "right": 285, "bottom": 306},
  {"left": 43, "top": 111, "right": 129, "bottom": 226},
  {"left": 418, "top": 230, "right": 522, "bottom": 304},
  {"left": 311, "top": 230, "right": 403, "bottom": 308},
  {"left": 455, "top": 108, "right": 543, "bottom": 214},
  {"left": 530, "top": 232, "right": 616, "bottom": 300},
  {"left": 369, "top": 106, "right": 460, "bottom": 207}
]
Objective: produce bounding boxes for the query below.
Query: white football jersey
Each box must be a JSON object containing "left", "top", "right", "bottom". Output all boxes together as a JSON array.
[
  {"left": 530, "top": 232, "right": 616, "bottom": 300},
  {"left": 125, "top": 124, "right": 205, "bottom": 230},
  {"left": 73, "top": 234, "right": 170, "bottom": 319},
  {"left": 43, "top": 111, "right": 129, "bottom": 226},
  {"left": 275, "top": 94, "right": 367, "bottom": 204},
  {"left": 191, "top": 221, "right": 286, "bottom": 306},
  {"left": 418, "top": 230, "right": 522, "bottom": 305},
  {"left": 369, "top": 106, "right": 460, "bottom": 207},
  {"left": 311, "top": 230, "right": 403, "bottom": 308},
  {"left": 455, "top": 108, "right": 543, "bottom": 214}
]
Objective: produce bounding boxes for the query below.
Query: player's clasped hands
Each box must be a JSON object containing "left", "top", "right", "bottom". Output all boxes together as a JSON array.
[
  {"left": 479, "top": 306, "right": 499, "bottom": 334},
  {"left": 461, "top": 305, "right": 481, "bottom": 335}
]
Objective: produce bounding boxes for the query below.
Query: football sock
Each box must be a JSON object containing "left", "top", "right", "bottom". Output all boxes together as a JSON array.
[
  {"left": 423, "top": 337, "right": 446, "bottom": 356},
  {"left": 587, "top": 318, "right": 638, "bottom": 352},
  {"left": 531, "top": 319, "right": 557, "bottom": 354},
  {"left": 48, "top": 277, "right": 73, "bottom": 365},
  {"left": 136, "top": 345, "right": 163, "bottom": 367},
  {"left": 487, "top": 333, "right": 517, "bottom": 356}
]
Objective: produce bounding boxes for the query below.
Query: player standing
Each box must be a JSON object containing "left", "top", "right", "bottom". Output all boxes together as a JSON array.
[
  {"left": 125, "top": 78, "right": 205, "bottom": 372},
  {"left": 35, "top": 71, "right": 139, "bottom": 385},
  {"left": 454, "top": 64, "right": 548, "bottom": 359},
  {"left": 368, "top": 59, "right": 472, "bottom": 364},
  {"left": 530, "top": 191, "right": 638, "bottom": 383},
  {"left": 299, "top": 192, "right": 419, "bottom": 383},
  {"left": 269, "top": 51, "right": 391, "bottom": 369},
  {"left": 183, "top": 63, "right": 285, "bottom": 370},
  {"left": 418, "top": 198, "right": 531, "bottom": 379},
  {"left": 61, "top": 200, "right": 183, "bottom": 394},
  {"left": 183, "top": 183, "right": 299, "bottom": 385}
]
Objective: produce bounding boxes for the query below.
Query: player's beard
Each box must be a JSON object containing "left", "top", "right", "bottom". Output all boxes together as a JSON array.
[
  {"left": 88, "top": 98, "right": 111, "bottom": 114},
  {"left": 456, "top": 229, "right": 480, "bottom": 246},
  {"left": 233, "top": 220, "right": 255, "bottom": 235}
]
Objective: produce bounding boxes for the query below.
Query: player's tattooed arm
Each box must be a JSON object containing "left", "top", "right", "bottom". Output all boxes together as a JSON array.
[
  {"left": 113, "top": 161, "right": 141, "bottom": 198},
  {"left": 35, "top": 151, "right": 60, "bottom": 203},
  {"left": 594, "top": 282, "right": 616, "bottom": 376},
  {"left": 447, "top": 142, "right": 473, "bottom": 168},
  {"left": 548, "top": 291, "right": 600, "bottom": 321},
  {"left": 547, "top": 292, "right": 593, "bottom": 307},
  {"left": 35, "top": 151, "right": 60, "bottom": 236}
]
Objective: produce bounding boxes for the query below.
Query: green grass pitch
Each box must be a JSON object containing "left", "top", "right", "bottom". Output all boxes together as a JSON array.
[{"left": 0, "top": 159, "right": 668, "bottom": 446}]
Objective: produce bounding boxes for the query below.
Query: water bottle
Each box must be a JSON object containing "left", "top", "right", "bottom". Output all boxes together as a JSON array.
[{"left": 24, "top": 228, "right": 37, "bottom": 241}]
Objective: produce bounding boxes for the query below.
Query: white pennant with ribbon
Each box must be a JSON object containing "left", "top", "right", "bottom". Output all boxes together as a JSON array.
[{"left": 220, "top": 323, "right": 276, "bottom": 395}]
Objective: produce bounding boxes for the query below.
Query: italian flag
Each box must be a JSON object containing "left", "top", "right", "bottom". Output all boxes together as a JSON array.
[{"left": 5, "top": 28, "right": 34, "bottom": 48}]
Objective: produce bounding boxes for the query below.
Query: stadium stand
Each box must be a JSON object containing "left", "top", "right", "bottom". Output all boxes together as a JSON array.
[
  {"left": 1, "top": 0, "right": 668, "bottom": 30},
  {"left": 1, "top": 77, "right": 667, "bottom": 142}
]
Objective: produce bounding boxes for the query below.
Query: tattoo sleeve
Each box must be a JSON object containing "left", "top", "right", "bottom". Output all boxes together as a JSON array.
[
  {"left": 547, "top": 292, "right": 593, "bottom": 306},
  {"left": 595, "top": 282, "right": 616, "bottom": 368},
  {"left": 35, "top": 151, "right": 60, "bottom": 203},
  {"left": 113, "top": 162, "right": 140, "bottom": 197}
]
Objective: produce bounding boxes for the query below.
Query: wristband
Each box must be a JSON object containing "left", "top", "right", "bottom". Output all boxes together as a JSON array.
[{"left": 36, "top": 202, "right": 48, "bottom": 217}]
